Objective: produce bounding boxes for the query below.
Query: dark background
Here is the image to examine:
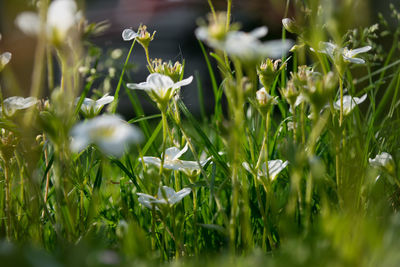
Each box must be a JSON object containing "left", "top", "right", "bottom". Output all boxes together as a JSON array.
[{"left": 0, "top": 0, "right": 395, "bottom": 116}]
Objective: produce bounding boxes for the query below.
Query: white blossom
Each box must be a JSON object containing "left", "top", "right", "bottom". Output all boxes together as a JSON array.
[
  {"left": 243, "top": 159, "right": 288, "bottom": 181},
  {"left": 76, "top": 94, "right": 114, "bottom": 117},
  {"left": 70, "top": 114, "right": 143, "bottom": 157},
  {"left": 137, "top": 186, "right": 191, "bottom": 209},
  {"left": 312, "top": 42, "right": 372, "bottom": 64},
  {"left": 15, "top": 0, "right": 81, "bottom": 45},
  {"left": 369, "top": 152, "right": 394, "bottom": 169},
  {"left": 333, "top": 94, "right": 367, "bottom": 115},
  {"left": 127, "top": 73, "right": 193, "bottom": 105},
  {"left": 1, "top": 96, "right": 37, "bottom": 116},
  {"left": 141, "top": 144, "right": 210, "bottom": 176},
  {"left": 196, "top": 26, "right": 293, "bottom": 62}
]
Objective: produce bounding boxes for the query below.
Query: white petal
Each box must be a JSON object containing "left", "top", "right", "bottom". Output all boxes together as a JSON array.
[
  {"left": 47, "top": 0, "right": 78, "bottom": 40},
  {"left": 260, "top": 39, "right": 294, "bottom": 59},
  {"left": 249, "top": 26, "right": 268, "bottom": 38},
  {"left": 266, "top": 160, "right": 288, "bottom": 181},
  {"left": 343, "top": 56, "right": 365, "bottom": 64},
  {"left": 126, "top": 82, "right": 153, "bottom": 91},
  {"left": 173, "top": 76, "right": 193, "bottom": 89},
  {"left": 158, "top": 186, "right": 177, "bottom": 202},
  {"left": 15, "top": 12, "right": 40, "bottom": 36},
  {"left": 347, "top": 46, "right": 372, "bottom": 57},
  {"left": 169, "top": 187, "right": 191, "bottom": 204},
  {"left": 0, "top": 52, "right": 12, "bottom": 67},
  {"left": 96, "top": 94, "right": 114, "bottom": 106},
  {"left": 122, "top": 28, "right": 138, "bottom": 41},
  {"left": 242, "top": 162, "right": 252, "bottom": 173},
  {"left": 354, "top": 94, "right": 367, "bottom": 105},
  {"left": 146, "top": 73, "right": 174, "bottom": 91},
  {"left": 141, "top": 157, "right": 162, "bottom": 167}
]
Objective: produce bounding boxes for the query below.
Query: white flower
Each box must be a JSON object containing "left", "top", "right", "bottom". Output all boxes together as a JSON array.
[
  {"left": 0, "top": 52, "right": 11, "bottom": 71},
  {"left": 256, "top": 87, "right": 277, "bottom": 106},
  {"left": 312, "top": 42, "right": 372, "bottom": 64},
  {"left": 15, "top": 0, "right": 81, "bottom": 45},
  {"left": 76, "top": 94, "right": 114, "bottom": 117},
  {"left": 1, "top": 96, "right": 38, "bottom": 116},
  {"left": 121, "top": 29, "right": 138, "bottom": 41},
  {"left": 15, "top": 12, "right": 41, "bottom": 36},
  {"left": 333, "top": 94, "right": 367, "bottom": 115},
  {"left": 70, "top": 114, "right": 143, "bottom": 157},
  {"left": 243, "top": 159, "right": 288, "bottom": 181},
  {"left": 141, "top": 144, "right": 210, "bottom": 176},
  {"left": 127, "top": 73, "right": 193, "bottom": 106},
  {"left": 137, "top": 186, "right": 191, "bottom": 209},
  {"left": 196, "top": 26, "right": 293, "bottom": 62},
  {"left": 369, "top": 152, "right": 393, "bottom": 167}
]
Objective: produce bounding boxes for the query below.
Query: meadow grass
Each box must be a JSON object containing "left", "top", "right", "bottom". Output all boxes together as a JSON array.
[{"left": 1, "top": 0, "right": 400, "bottom": 266}]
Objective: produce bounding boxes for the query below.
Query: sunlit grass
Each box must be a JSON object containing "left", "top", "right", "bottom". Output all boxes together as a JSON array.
[{"left": 1, "top": 0, "right": 400, "bottom": 266}]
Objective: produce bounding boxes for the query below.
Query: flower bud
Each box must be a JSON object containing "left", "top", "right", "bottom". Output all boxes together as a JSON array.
[{"left": 282, "top": 18, "right": 302, "bottom": 35}]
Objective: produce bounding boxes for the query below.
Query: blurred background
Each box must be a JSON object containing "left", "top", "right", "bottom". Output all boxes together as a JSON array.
[{"left": 0, "top": 0, "right": 394, "bottom": 117}]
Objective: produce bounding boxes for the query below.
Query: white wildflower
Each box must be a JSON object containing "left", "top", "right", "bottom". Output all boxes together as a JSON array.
[
  {"left": 333, "top": 94, "right": 367, "bottom": 115},
  {"left": 312, "top": 42, "right": 372, "bottom": 64},
  {"left": 243, "top": 159, "right": 288, "bottom": 181},
  {"left": 141, "top": 144, "right": 210, "bottom": 176},
  {"left": 1, "top": 96, "right": 37, "bottom": 117},
  {"left": 70, "top": 114, "right": 143, "bottom": 157},
  {"left": 15, "top": 0, "right": 81, "bottom": 45},
  {"left": 127, "top": 73, "right": 193, "bottom": 107},
  {"left": 76, "top": 94, "right": 114, "bottom": 117},
  {"left": 0, "top": 52, "right": 11, "bottom": 71},
  {"left": 137, "top": 186, "right": 191, "bottom": 210},
  {"left": 196, "top": 26, "right": 293, "bottom": 62}
]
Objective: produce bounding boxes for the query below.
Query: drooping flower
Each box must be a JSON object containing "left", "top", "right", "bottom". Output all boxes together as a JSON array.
[
  {"left": 70, "top": 114, "right": 143, "bottom": 157},
  {"left": 141, "top": 144, "right": 210, "bottom": 176},
  {"left": 127, "top": 73, "right": 193, "bottom": 108},
  {"left": 0, "top": 34, "right": 11, "bottom": 72},
  {"left": 0, "top": 96, "right": 38, "bottom": 117},
  {"left": 0, "top": 52, "right": 11, "bottom": 72},
  {"left": 333, "top": 94, "right": 367, "bottom": 115},
  {"left": 76, "top": 94, "right": 114, "bottom": 117},
  {"left": 15, "top": 0, "right": 81, "bottom": 45},
  {"left": 243, "top": 159, "right": 288, "bottom": 181},
  {"left": 137, "top": 186, "right": 191, "bottom": 210},
  {"left": 312, "top": 42, "right": 372, "bottom": 64}
]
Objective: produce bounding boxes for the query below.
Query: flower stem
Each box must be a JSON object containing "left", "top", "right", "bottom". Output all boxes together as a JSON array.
[{"left": 4, "top": 161, "right": 12, "bottom": 241}]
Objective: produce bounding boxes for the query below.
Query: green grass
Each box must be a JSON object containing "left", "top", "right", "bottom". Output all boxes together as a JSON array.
[{"left": 1, "top": 0, "right": 400, "bottom": 266}]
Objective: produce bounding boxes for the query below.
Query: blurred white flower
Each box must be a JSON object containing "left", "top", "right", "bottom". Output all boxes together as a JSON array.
[
  {"left": 76, "top": 94, "right": 114, "bottom": 117},
  {"left": 0, "top": 96, "right": 37, "bottom": 116},
  {"left": 369, "top": 152, "right": 395, "bottom": 181},
  {"left": 121, "top": 29, "right": 138, "bottom": 41},
  {"left": 127, "top": 73, "right": 193, "bottom": 107},
  {"left": 15, "top": 0, "right": 81, "bottom": 45},
  {"left": 15, "top": 12, "right": 41, "bottom": 36},
  {"left": 0, "top": 52, "right": 11, "bottom": 71},
  {"left": 312, "top": 42, "right": 372, "bottom": 64},
  {"left": 141, "top": 144, "right": 210, "bottom": 176},
  {"left": 196, "top": 26, "right": 293, "bottom": 62},
  {"left": 333, "top": 94, "right": 367, "bottom": 115},
  {"left": 369, "top": 152, "right": 393, "bottom": 167},
  {"left": 70, "top": 114, "right": 143, "bottom": 157},
  {"left": 137, "top": 186, "right": 191, "bottom": 209},
  {"left": 243, "top": 159, "right": 288, "bottom": 181},
  {"left": 256, "top": 87, "right": 278, "bottom": 106}
]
